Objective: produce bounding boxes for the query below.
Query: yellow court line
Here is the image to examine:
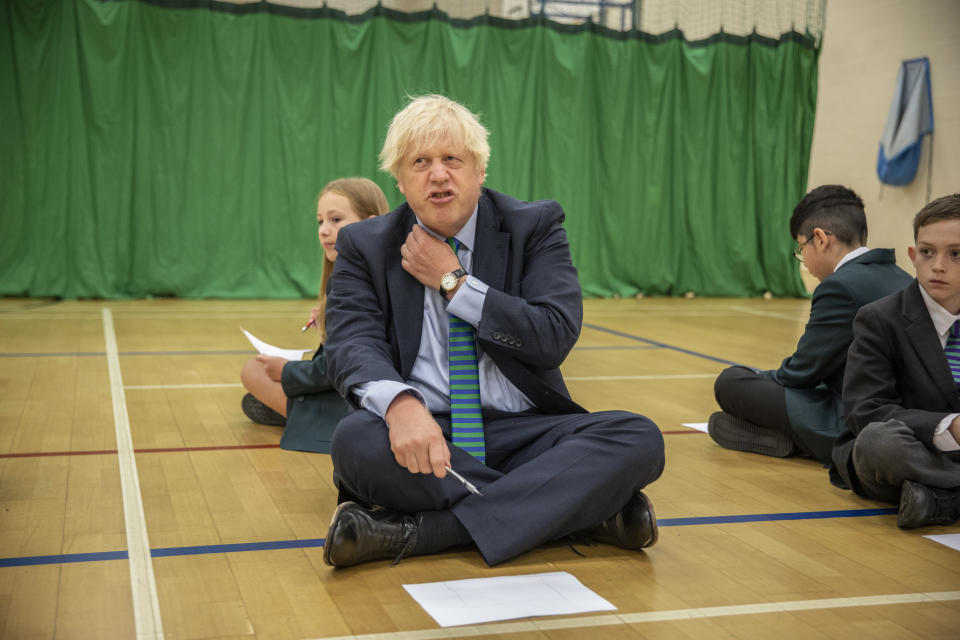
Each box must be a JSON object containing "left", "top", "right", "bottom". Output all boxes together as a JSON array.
[
  {"left": 125, "top": 383, "right": 245, "bottom": 390},
  {"left": 728, "top": 305, "right": 808, "bottom": 321},
  {"left": 310, "top": 590, "right": 960, "bottom": 640},
  {"left": 102, "top": 308, "right": 165, "bottom": 639}
]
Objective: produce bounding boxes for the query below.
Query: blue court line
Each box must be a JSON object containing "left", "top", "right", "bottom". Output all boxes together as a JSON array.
[
  {"left": 0, "top": 508, "right": 899, "bottom": 568},
  {"left": 573, "top": 345, "right": 660, "bottom": 351},
  {"left": 0, "top": 550, "right": 129, "bottom": 566},
  {"left": 584, "top": 322, "right": 746, "bottom": 367},
  {"left": 151, "top": 538, "right": 326, "bottom": 557},
  {"left": 658, "top": 508, "right": 898, "bottom": 527},
  {"left": 0, "top": 350, "right": 253, "bottom": 358}
]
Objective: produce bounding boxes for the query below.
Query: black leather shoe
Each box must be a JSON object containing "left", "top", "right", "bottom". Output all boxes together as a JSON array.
[
  {"left": 241, "top": 393, "right": 286, "bottom": 426},
  {"left": 897, "top": 480, "right": 960, "bottom": 529},
  {"left": 323, "top": 502, "right": 419, "bottom": 567},
  {"left": 590, "top": 490, "right": 658, "bottom": 550}
]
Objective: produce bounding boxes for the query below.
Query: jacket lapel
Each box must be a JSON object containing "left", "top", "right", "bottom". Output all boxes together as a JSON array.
[
  {"left": 387, "top": 208, "right": 424, "bottom": 378},
  {"left": 901, "top": 283, "right": 960, "bottom": 411},
  {"left": 471, "top": 192, "right": 509, "bottom": 291}
]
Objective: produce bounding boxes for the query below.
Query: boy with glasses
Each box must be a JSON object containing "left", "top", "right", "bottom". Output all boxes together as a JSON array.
[{"left": 709, "top": 185, "right": 912, "bottom": 463}]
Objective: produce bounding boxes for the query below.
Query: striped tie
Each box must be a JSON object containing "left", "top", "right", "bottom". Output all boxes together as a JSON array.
[
  {"left": 446, "top": 238, "right": 485, "bottom": 463},
  {"left": 946, "top": 320, "right": 960, "bottom": 386}
]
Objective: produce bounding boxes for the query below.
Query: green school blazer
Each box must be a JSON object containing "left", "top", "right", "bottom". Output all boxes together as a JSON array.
[
  {"left": 765, "top": 248, "right": 913, "bottom": 463},
  {"left": 280, "top": 346, "right": 351, "bottom": 454}
]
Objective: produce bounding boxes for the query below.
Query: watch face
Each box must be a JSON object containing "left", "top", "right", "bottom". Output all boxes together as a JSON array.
[{"left": 441, "top": 273, "right": 457, "bottom": 291}]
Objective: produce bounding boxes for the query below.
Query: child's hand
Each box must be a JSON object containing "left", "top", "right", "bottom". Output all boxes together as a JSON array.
[
  {"left": 256, "top": 355, "right": 287, "bottom": 382},
  {"left": 300, "top": 304, "right": 323, "bottom": 332}
]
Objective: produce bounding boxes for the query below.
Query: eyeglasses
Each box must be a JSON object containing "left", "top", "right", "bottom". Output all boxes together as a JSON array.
[{"left": 793, "top": 230, "right": 832, "bottom": 261}]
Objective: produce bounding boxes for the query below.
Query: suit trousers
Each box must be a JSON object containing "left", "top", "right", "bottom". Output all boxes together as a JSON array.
[
  {"left": 851, "top": 420, "right": 960, "bottom": 503},
  {"left": 330, "top": 408, "right": 665, "bottom": 566}
]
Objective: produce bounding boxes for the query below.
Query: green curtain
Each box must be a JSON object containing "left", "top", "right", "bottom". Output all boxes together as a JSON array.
[{"left": 0, "top": 1, "right": 818, "bottom": 299}]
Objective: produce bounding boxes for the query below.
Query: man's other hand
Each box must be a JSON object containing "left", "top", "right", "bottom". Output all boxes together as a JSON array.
[{"left": 385, "top": 392, "right": 450, "bottom": 478}]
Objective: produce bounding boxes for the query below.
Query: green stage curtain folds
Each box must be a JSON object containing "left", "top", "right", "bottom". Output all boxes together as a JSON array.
[{"left": 0, "top": 1, "right": 817, "bottom": 299}]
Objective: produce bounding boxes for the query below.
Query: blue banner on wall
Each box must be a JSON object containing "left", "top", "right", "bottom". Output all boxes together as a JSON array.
[{"left": 877, "top": 57, "right": 933, "bottom": 186}]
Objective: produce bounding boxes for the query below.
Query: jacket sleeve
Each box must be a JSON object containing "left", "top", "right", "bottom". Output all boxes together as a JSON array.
[
  {"left": 770, "top": 275, "right": 858, "bottom": 388},
  {"left": 280, "top": 348, "right": 334, "bottom": 398},
  {"left": 476, "top": 202, "right": 582, "bottom": 369},
  {"left": 323, "top": 225, "right": 405, "bottom": 405},
  {"left": 842, "top": 304, "right": 948, "bottom": 445}
]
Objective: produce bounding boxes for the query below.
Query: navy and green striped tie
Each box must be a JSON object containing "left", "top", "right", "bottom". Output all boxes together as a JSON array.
[
  {"left": 446, "top": 238, "right": 485, "bottom": 463},
  {"left": 946, "top": 320, "right": 960, "bottom": 386}
]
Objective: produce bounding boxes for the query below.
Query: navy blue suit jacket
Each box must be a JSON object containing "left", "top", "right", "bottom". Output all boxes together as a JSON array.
[{"left": 324, "top": 188, "right": 586, "bottom": 416}]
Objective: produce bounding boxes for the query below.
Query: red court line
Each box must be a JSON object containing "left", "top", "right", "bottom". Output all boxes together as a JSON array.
[
  {"left": 2, "top": 431, "right": 703, "bottom": 459},
  {"left": 136, "top": 444, "right": 280, "bottom": 454},
  {"left": 0, "top": 443, "right": 281, "bottom": 459}
]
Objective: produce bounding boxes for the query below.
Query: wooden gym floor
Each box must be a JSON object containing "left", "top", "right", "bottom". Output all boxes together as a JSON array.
[{"left": 1, "top": 296, "right": 958, "bottom": 639}]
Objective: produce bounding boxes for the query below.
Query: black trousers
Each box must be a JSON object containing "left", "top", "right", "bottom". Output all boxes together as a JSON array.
[
  {"left": 330, "top": 408, "right": 665, "bottom": 566},
  {"left": 714, "top": 365, "right": 811, "bottom": 454}
]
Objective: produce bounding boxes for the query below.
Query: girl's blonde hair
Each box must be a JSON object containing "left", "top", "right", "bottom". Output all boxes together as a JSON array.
[{"left": 316, "top": 177, "right": 389, "bottom": 342}]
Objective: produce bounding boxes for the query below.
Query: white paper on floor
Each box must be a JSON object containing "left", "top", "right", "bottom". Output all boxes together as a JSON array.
[
  {"left": 403, "top": 571, "right": 616, "bottom": 627},
  {"left": 925, "top": 533, "right": 960, "bottom": 552}
]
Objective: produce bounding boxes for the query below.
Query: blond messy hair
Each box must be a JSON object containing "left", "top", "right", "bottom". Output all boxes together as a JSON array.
[{"left": 379, "top": 94, "right": 490, "bottom": 179}]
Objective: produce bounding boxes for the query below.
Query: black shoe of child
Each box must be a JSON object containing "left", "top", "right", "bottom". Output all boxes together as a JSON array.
[
  {"left": 897, "top": 480, "right": 960, "bottom": 528},
  {"left": 707, "top": 411, "right": 796, "bottom": 457},
  {"left": 241, "top": 393, "right": 286, "bottom": 426}
]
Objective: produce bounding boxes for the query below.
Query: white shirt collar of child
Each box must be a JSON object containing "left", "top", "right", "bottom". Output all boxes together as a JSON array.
[
  {"left": 918, "top": 283, "right": 960, "bottom": 349},
  {"left": 834, "top": 246, "right": 871, "bottom": 272}
]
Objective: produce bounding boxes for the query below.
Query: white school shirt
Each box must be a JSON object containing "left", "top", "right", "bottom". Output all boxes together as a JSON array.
[{"left": 917, "top": 284, "right": 960, "bottom": 451}]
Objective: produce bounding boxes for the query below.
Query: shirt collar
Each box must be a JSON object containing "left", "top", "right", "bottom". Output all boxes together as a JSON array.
[
  {"left": 918, "top": 282, "right": 960, "bottom": 339},
  {"left": 415, "top": 204, "right": 479, "bottom": 253},
  {"left": 834, "top": 246, "right": 870, "bottom": 272}
]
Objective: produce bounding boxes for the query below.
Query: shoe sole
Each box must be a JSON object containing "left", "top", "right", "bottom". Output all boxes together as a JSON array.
[
  {"left": 323, "top": 501, "right": 357, "bottom": 567},
  {"left": 708, "top": 411, "right": 795, "bottom": 458},
  {"left": 241, "top": 393, "right": 287, "bottom": 427}
]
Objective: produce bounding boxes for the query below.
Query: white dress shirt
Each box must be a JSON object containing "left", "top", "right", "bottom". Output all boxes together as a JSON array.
[
  {"left": 917, "top": 285, "right": 960, "bottom": 451},
  {"left": 352, "top": 205, "right": 534, "bottom": 423}
]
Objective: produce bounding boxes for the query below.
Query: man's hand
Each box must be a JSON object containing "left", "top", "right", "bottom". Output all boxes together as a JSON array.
[
  {"left": 400, "top": 225, "right": 461, "bottom": 291},
  {"left": 949, "top": 415, "right": 960, "bottom": 446},
  {"left": 256, "top": 355, "right": 287, "bottom": 382},
  {"left": 385, "top": 392, "right": 450, "bottom": 478}
]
